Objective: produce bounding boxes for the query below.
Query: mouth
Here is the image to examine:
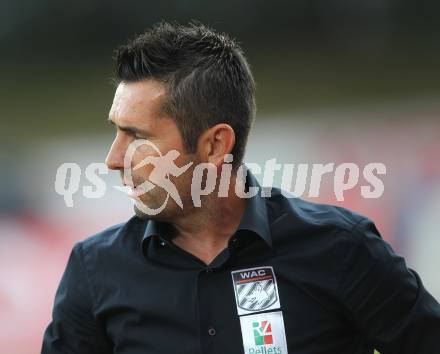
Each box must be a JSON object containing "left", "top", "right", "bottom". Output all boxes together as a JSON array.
[
  {"left": 116, "top": 179, "right": 156, "bottom": 199},
  {"left": 127, "top": 185, "right": 147, "bottom": 198},
  {"left": 114, "top": 183, "right": 144, "bottom": 199}
]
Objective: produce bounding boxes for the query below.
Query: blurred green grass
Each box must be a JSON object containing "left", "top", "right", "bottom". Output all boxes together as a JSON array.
[{"left": 2, "top": 47, "right": 440, "bottom": 143}]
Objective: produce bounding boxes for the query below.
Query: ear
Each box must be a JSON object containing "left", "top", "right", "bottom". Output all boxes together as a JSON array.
[{"left": 197, "top": 124, "right": 235, "bottom": 168}]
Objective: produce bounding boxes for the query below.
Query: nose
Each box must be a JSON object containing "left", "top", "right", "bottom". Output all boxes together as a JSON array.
[{"left": 105, "top": 137, "right": 125, "bottom": 170}]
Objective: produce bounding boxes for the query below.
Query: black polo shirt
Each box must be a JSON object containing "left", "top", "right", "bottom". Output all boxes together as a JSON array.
[{"left": 42, "top": 173, "right": 440, "bottom": 354}]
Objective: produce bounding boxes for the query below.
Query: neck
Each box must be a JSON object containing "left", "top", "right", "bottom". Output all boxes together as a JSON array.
[{"left": 170, "top": 174, "right": 247, "bottom": 265}]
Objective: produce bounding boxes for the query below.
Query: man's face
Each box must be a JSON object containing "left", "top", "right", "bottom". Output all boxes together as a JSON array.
[{"left": 106, "top": 80, "right": 196, "bottom": 219}]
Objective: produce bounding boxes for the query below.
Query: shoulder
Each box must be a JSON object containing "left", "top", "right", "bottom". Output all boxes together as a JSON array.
[
  {"left": 265, "top": 188, "right": 383, "bottom": 266},
  {"left": 75, "top": 215, "right": 148, "bottom": 263},
  {"left": 267, "top": 187, "right": 369, "bottom": 234}
]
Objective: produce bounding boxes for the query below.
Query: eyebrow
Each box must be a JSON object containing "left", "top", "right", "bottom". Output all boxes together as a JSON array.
[{"left": 108, "top": 118, "right": 150, "bottom": 136}]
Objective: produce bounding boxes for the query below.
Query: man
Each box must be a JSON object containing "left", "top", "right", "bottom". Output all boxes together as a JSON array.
[{"left": 42, "top": 22, "right": 440, "bottom": 354}]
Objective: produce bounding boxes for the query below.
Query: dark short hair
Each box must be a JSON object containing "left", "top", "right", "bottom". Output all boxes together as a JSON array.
[{"left": 114, "top": 21, "right": 256, "bottom": 169}]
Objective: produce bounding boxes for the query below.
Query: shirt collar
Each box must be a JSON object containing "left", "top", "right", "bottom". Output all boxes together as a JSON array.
[
  {"left": 234, "top": 170, "right": 272, "bottom": 247},
  {"left": 142, "top": 168, "right": 272, "bottom": 248}
]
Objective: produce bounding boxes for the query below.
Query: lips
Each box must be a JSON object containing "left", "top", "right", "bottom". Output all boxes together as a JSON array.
[
  {"left": 116, "top": 181, "right": 145, "bottom": 199},
  {"left": 127, "top": 185, "right": 146, "bottom": 198},
  {"left": 120, "top": 176, "right": 156, "bottom": 199}
]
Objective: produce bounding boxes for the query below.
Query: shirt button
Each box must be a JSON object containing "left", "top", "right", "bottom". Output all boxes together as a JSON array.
[
  {"left": 160, "top": 241, "right": 166, "bottom": 246},
  {"left": 208, "top": 327, "right": 216, "bottom": 336},
  {"left": 205, "top": 267, "right": 213, "bottom": 273}
]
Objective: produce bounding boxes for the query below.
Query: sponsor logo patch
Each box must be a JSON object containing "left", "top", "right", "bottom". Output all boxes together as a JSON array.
[
  {"left": 239, "top": 311, "right": 288, "bottom": 354},
  {"left": 253, "top": 320, "right": 273, "bottom": 345},
  {"left": 231, "top": 266, "right": 281, "bottom": 315}
]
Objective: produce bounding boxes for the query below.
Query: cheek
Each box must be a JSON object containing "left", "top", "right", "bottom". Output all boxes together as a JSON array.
[
  {"left": 135, "top": 143, "right": 159, "bottom": 158},
  {"left": 129, "top": 153, "right": 154, "bottom": 182},
  {"left": 134, "top": 164, "right": 153, "bottom": 180},
  {"left": 173, "top": 156, "right": 197, "bottom": 186},
  {"left": 131, "top": 143, "right": 160, "bottom": 168}
]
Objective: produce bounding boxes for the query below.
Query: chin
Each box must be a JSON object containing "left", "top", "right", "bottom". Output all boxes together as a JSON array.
[
  {"left": 132, "top": 199, "right": 173, "bottom": 221},
  {"left": 133, "top": 204, "right": 151, "bottom": 219}
]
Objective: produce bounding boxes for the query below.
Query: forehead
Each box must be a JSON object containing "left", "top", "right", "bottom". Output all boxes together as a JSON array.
[{"left": 109, "top": 80, "right": 166, "bottom": 125}]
